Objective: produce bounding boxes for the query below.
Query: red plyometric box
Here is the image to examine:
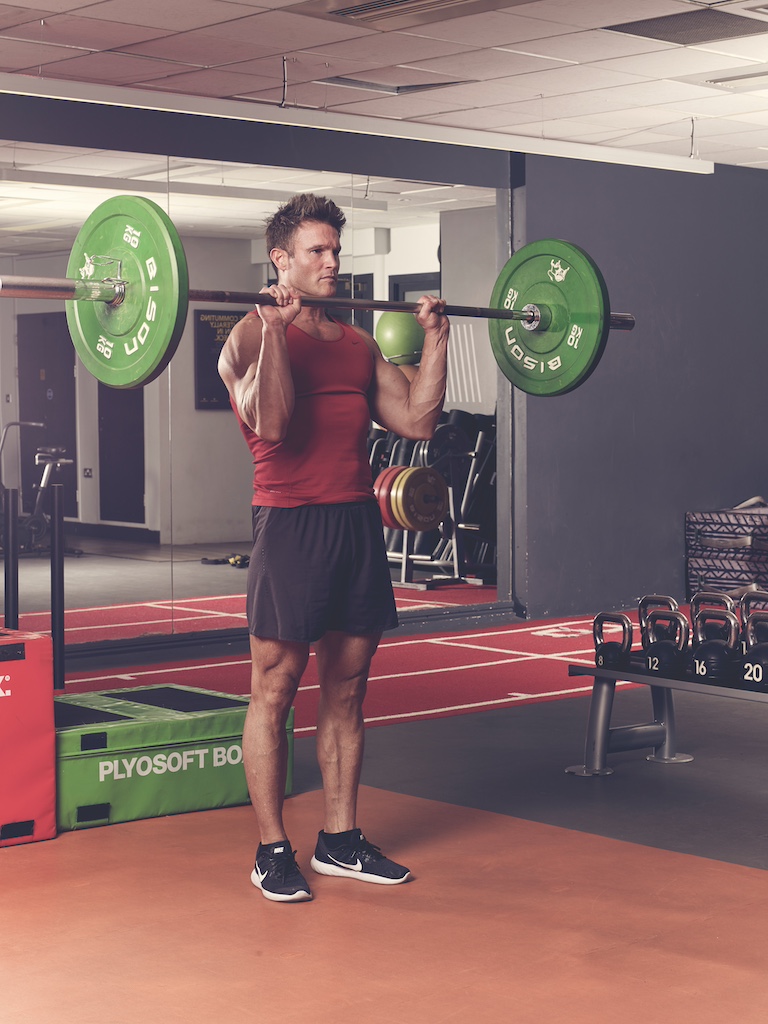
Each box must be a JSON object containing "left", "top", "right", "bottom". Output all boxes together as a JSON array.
[{"left": 0, "top": 629, "right": 56, "bottom": 847}]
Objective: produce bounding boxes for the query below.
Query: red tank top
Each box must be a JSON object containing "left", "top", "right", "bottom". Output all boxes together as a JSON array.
[{"left": 233, "top": 318, "right": 375, "bottom": 507}]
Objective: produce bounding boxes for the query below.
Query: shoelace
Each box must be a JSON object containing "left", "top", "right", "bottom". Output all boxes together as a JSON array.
[
  {"left": 261, "top": 848, "right": 300, "bottom": 882},
  {"left": 353, "top": 836, "right": 385, "bottom": 863}
]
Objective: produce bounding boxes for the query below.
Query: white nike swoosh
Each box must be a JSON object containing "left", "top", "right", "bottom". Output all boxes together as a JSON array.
[
  {"left": 328, "top": 854, "right": 363, "bottom": 872},
  {"left": 254, "top": 865, "right": 269, "bottom": 884}
]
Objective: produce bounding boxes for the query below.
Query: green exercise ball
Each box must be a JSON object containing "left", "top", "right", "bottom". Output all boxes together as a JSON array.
[{"left": 375, "top": 311, "right": 425, "bottom": 365}]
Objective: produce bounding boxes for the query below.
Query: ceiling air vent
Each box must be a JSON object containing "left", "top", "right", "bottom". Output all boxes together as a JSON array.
[
  {"left": 292, "top": 0, "right": 537, "bottom": 30},
  {"left": 607, "top": 8, "right": 768, "bottom": 44}
]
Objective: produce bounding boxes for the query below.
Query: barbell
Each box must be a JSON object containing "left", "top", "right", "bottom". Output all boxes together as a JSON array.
[{"left": 0, "top": 194, "right": 635, "bottom": 397}]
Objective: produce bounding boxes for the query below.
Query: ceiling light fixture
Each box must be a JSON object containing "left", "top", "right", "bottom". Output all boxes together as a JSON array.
[{"left": 315, "top": 76, "right": 473, "bottom": 94}]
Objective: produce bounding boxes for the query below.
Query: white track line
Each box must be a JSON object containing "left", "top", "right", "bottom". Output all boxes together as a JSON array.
[{"left": 293, "top": 680, "right": 638, "bottom": 733}]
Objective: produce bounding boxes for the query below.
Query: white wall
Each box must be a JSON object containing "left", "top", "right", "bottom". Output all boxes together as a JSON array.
[{"left": 166, "top": 235, "right": 257, "bottom": 545}]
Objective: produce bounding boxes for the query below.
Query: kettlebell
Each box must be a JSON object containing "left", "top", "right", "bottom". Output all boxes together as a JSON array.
[
  {"left": 593, "top": 612, "right": 633, "bottom": 670},
  {"left": 638, "top": 595, "right": 679, "bottom": 649},
  {"left": 739, "top": 590, "right": 768, "bottom": 654},
  {"left": 740, "top": 610, "right": 768, "bottom": 692},
  {"left": 686, "top": 608, "right": 740, "bottom": 685},
  {"left": 690, "top": 590, "right": 737, "bottom": 642},
  {"left": 643, "top": 608, "right": 689, "bottom": 678}
]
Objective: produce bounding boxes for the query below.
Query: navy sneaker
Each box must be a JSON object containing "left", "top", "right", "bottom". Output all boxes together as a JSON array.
[
  {"left": 251, "top": 841, "right": 313, "bottom": 903},
  {"left": 310, "top": 829, "right": 411, "bottom": 885}
]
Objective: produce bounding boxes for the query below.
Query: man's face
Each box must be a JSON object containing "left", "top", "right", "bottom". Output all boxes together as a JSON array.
[{"left": 273, "top": 219, "right": 340, "bottom": 297}]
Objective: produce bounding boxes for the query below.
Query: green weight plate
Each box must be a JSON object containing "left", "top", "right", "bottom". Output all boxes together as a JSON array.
[
  {"left": 65, "top": 195, "right": 189, "bottom": 388},
  {"left": 488, "top": 239, "right": 610, "bottom": 397}
]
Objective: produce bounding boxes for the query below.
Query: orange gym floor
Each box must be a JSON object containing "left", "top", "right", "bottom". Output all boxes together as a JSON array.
[{"left": 5, "top": 621, "right": 768, "bottom": 1021}]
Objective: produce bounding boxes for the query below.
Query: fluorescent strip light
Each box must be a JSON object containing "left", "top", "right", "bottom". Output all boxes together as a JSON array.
[{"left": 0, "top": 73, "right": 715, "bottom": 175}]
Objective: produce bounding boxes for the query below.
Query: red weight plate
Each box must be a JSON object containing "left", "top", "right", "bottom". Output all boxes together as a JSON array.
[{"left": 374, "top": 465, "right": 408, "bottom": 530}]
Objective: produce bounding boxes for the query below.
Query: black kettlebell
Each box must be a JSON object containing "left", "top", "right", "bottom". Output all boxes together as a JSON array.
[
  {"left": 593, "top": 612, "right": 633, "bottom": 670},
  {"left": 643, "top": 609, "right": 689, "bottom": 678},
  {"left": 690, "top": 590, "right": 737, "bottom": 641},
  {"left": 638, "top": 595, "right": 679, "bottom": 650},
  {"left": 686, "top": 608, "right": 740, "bottom": 685},
  {"left": 740, "top": 610, "right": 768, "bottom": 692},
  {"left": 739, "top": 590, "right": 768, "bottom": 655}
]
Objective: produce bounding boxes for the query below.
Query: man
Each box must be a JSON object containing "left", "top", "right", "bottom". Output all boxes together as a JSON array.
[{"left": 218, "top": 193, "right": 448, "bottom": 902}]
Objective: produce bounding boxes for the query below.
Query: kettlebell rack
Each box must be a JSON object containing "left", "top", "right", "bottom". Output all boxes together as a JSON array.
[{"left": 565, "top": 663, "right": 768, "bottom": 777}]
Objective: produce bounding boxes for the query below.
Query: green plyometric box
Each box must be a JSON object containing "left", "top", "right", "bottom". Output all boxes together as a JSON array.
[{"left": 54, "top": 685, "right": 294, "bottom": 831}]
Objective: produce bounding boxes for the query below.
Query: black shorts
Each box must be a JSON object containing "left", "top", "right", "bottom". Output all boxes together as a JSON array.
[{"left": 246, "top": 501, "right": 399, "bottom": 643}]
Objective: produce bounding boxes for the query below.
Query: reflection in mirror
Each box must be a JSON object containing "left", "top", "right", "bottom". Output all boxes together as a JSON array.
[{"left": 0, "top": 141, "right": 499, "bottom": 651}]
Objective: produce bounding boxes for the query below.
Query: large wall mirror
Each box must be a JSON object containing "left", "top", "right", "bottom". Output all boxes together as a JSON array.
[{"left": 0, "top": 137, "right": 504, "bottom": 652}]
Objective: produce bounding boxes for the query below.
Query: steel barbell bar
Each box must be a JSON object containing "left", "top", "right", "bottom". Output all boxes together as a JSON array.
[{"left": 0, "top": 275, "right": 636, "bottom": 333}]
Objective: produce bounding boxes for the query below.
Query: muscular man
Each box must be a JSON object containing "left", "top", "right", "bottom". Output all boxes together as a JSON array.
[{"left": 218, "top": 193, "right": 448, "bottom": 902}]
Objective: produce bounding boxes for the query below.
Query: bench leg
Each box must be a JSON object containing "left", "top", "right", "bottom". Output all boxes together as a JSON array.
[
  {"left": 566, "top": 674, "right": 616, "bottom": 777},
  {"left": 645, "top": 685, "right": 694, "bottom": 764}
]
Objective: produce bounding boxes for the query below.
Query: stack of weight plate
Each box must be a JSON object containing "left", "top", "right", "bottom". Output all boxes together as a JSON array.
[{"left": 685, "top": 497, "right": 768, "bottom": 597}]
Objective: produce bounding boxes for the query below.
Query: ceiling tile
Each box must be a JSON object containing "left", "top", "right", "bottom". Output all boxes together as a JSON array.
[
  {"left": 413, "top": 106, "right": 544, "bottom": 130},
  {"left": 655, "top": 92, "right": 768, "bottom": 117},
  {"left": 728, "top": 109, "right": 768, "bottom": 127},
  {"left": 403, "top": 48, "right": 569, "bottom": 81},
  {"left": 61, "top": 0, "right": 259, "bottom": 31},
  {"left": 692, "top": 34, "right": 768, "bottom": 61},
  {"left": 119, "top": 30, "right": 279, "bottom": 65},
  {"left": 0, "top": 37, "right": 89, "bottom": 69},
  {"left": 496, "top": 28, "right": 679, "bottom": 62},
  {"left": 402, "top": 10, "right": 581, "bottom": 47},
  {"left": 498, "top": 63, "right": 651, "bottom": 95},
  {"left": 561, "top": 105, "right": 690, "bottom": 131},
  {"left": 195, "top": 9, "right": 375, "bottom": 48},
  {"left": 605, "top": 78, "right": 727, "bottom": 106},
  {"left": 33, "top": 51, "right": 194, "bottom": 84},
  {"left": 593, "top": 49, "right": 761, "bottom": 78},
  {"left": 486, "top": 89, "right": 655, "bottom": 120},
  {"left": 692, "top": 125, "right": 768, "bottom": 146},
  {"left": 0, "top": 7, "right": 50, "bottom": 31},
  {"left": 0, "top": 13, "right": 174, "bottom": 48},
  {"left": 514, "top": 0, "right": 692, "bottom": 30},
  {"left": 137, "top": 66, "right": 277, "bottom": 96},
  {"left": 302, "top": 32, "right": 478, "bottom": 65}
]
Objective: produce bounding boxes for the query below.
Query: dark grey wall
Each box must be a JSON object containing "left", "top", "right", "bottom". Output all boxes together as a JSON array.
[{"left": 515, "top": 155, "right": 768, "bottom": 618}]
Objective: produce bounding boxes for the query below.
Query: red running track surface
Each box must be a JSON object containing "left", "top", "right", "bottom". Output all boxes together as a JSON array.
[{"left": 63, "top": 615, "right": 641, "bottom": 735}]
